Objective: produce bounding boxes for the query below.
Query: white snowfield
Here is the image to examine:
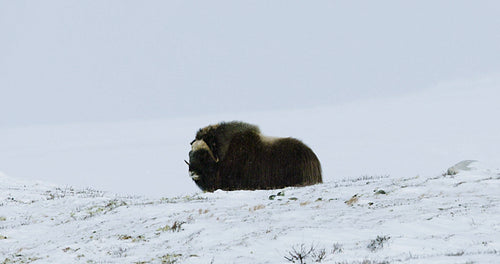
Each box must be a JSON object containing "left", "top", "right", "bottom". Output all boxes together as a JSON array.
[{"left": 1, "top": 160, "right": 499, "bottom": 263}]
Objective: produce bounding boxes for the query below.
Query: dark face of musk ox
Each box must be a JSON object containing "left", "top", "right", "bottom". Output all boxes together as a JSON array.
[
  {"left": 186, "top": 122, "right": 257, "bottom": 191},
  {"left": 187, "top": 139, "right": 218, "bottom": 191}
]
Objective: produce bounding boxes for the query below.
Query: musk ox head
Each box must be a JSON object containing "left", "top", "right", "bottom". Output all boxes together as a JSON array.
[{"left": 185, "top": 121, "right": 322, "bottom": 192}]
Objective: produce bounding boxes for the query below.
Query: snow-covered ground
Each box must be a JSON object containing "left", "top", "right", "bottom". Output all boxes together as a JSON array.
[
  {"left": 1, "top": 75, "right": 500, "bottom": 263},
  {"left": 1, "top": 160, "right": 499, "bottom": 263}
]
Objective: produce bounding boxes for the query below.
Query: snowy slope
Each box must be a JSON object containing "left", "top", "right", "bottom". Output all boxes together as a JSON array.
[{"left": 1, "top": 160, "right": 499, "bottom": 263}]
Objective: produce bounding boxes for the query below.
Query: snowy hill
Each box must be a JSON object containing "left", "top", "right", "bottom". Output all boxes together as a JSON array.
[{"left": 1, "top": 160, "right": 499, "bottom": 263}]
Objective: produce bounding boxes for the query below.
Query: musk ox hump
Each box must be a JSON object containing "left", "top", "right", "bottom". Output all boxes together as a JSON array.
[{"left": 258, "top": 134, "right": 280, "bottom": 144}]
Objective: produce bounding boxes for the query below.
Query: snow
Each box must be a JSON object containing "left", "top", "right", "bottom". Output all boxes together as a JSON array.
[
  {"left": 1, "top": 161, "right": 499, "bottom": 263},
  {"left": 1, "top": 75, "right": 500, "bottom": 263}
]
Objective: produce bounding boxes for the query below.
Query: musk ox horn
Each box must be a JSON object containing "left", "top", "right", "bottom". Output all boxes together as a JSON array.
[
  {"left": 191, "top": 139, "right": 219, "bottom": 163},
  {"left": 184, "top": 160, "right": 190, "bottom": 166},
  {"left": 186, "top": 121, "right": 322, "bottom": 192}
]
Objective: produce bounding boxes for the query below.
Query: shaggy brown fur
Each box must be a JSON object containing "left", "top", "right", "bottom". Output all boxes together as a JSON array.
[{"left": 187, "top": 121, "right": 322, "bottom": 191}]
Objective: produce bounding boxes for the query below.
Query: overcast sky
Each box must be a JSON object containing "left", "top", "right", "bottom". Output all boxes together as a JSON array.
[{"left": 1, "top": 1, "right": 499, "bottom": 127}]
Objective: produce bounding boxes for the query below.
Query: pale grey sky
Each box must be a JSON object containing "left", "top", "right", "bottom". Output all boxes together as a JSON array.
[{"left": 1, "top": 1, "right": 499, "bottom": 127}]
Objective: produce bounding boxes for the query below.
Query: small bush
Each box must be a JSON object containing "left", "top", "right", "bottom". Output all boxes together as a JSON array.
[
  {"left": 157, "top": 221, "right": 185, "bottom": 233},
  {"left": 159, "top": 253, "right": 182, "bottom": 264},
  {"left": 284, "top": 243, "right": 328, "bottom": 263},
  {"left": 284, "top": 244, "right": 315, "bottom": 263},
  {"left": 331, "top": 243, "right": 343, "bottom": 255},
  {"left": 311, "top": 248, "right": 327, "bottom": 262},
  {"left": 367, "top": 236, "right": 390, "bottom": 252},
  {"left": 118, "top": 234, "right": 146, "bottom": 242}
]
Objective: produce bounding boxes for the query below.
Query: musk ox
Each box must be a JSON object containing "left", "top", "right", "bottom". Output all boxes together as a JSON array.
[{"left": 185, "top": 121, "right": 322, "bottom": 191}]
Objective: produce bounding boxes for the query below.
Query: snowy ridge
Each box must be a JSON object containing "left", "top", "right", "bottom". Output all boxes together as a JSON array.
[{"left": 1, "top": 161, "right": 499, "bottom": 263}]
